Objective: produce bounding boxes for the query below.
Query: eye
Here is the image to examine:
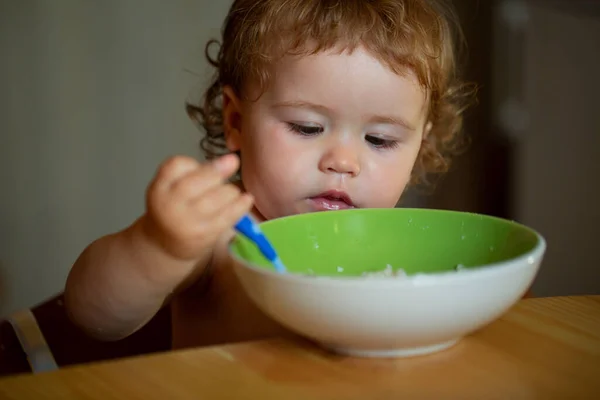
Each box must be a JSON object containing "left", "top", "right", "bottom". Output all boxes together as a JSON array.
[
  {"left": 365, "top": 135, "right": 399, "bottom": 150},
  {"left": 286, "top": 122, "right": 324, "bottom": 136}
]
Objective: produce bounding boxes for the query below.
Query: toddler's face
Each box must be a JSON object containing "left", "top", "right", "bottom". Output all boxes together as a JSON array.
[{"left": 223, "top": 46, "right": 429, "bottom": 221}]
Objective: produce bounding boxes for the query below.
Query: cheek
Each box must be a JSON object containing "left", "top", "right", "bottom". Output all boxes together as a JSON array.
[
  {"left": 241, "top": 122, "right": 306, "bottom": 182},
  {"left": 371, "top": 169, "right": 410, "bottom": 204},
  {"left": 365, "top": 148, "right": 420, "bottom": 205}
]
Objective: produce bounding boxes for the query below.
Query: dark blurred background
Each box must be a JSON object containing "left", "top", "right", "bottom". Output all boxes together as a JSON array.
[
  {"left": 0, "top": 0, "right": 599, "bottom": 317},
  {"left": 406, "top": 0, "right": 600, "bottom": 299}
]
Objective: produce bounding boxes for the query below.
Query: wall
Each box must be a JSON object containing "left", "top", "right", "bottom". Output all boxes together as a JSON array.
[
  {"left": 0, "top": 0, "right": 232, "bottom": 316},
  {"left": 2, "top": 0, "right": 597, "bottom": 318}
]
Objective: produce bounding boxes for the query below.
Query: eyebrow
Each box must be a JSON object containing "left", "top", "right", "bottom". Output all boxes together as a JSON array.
[{"left": 271, "top": 100, "right": 416, "bottom": 131}]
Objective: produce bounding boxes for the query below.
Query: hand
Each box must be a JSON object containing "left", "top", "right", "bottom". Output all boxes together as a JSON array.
[{"left": 141, "top": 154, "right": 253, "bottom": 261}]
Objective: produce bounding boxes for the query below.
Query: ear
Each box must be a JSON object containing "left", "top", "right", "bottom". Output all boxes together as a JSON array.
[
  {"left": 223, "top": 85, "right": 243, "bottom": 152},
  {"left": 423, "top": 121, "right": 433, "bottom": 140}
]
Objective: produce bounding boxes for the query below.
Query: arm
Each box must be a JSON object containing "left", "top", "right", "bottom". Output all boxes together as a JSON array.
[
  {"left": 64, "top": 154, "right": 252, "bottom": 341},
  {"left": 64, "top": 217, "right": 209, "bottom": 341}
]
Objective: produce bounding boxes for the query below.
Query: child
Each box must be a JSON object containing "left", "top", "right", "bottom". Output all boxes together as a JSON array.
[{"left": 64, "top": 0, "right": 473, "bottom": 350}]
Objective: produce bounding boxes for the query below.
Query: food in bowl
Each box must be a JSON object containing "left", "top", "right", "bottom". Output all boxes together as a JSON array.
[
  {"left": 361, "top": 263, "right": 468, "bottom": 279},
  {"left": 361, "top": 264, "right": 408, "bottom": 278},
  {"left": 229, "top": 208, "right": 546, "bottom": 358}
]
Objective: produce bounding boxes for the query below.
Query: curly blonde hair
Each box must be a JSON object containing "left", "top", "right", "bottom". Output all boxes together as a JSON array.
[{"left": 186, "top": 0, "right": 476, "bottom": 186}]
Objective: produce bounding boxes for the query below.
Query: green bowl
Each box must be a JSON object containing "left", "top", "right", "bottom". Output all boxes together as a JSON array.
[{"left": 229, "top": 208, "right": 546, "bottom": 357}]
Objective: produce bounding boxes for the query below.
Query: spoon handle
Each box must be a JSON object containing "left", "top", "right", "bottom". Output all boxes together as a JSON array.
[{"left": 234, "top": 215, "right": 286, "bottom": 273}]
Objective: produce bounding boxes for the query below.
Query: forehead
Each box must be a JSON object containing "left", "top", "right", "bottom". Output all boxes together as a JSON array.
[{"left": 250, "top": 47, "right": 429, "bottom": 127}]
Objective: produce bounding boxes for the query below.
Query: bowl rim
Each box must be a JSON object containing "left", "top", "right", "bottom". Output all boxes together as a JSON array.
[{"left": 228, "top": 208, "right": 547, "bottom": 287}]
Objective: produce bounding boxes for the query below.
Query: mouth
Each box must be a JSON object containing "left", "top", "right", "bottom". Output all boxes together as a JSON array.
[{"left": 308, "top": 190, "right": 356, "bottom": 211}]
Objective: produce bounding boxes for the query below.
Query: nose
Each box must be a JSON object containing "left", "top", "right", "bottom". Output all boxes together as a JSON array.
[{"left": 318, "top": 143, "right": 361, "bottom": 177}]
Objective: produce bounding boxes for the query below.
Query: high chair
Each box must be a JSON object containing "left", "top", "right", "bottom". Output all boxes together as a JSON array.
[{"left": 0, "top": 293, "right": 171, "bottom": 377}]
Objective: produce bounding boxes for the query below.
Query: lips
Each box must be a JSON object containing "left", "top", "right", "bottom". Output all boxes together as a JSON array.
[{"left": 308, "top": 190, "right": 356, "bottom": 211}]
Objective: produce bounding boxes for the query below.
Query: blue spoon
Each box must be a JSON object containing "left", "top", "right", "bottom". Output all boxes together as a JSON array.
[{"left": 234, "top": 214, "right": 287, "bottom": 273}]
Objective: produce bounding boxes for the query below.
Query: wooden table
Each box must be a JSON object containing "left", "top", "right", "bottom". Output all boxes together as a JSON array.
[{"left": 0, "top": 296, "right": 598, "bottom": 399}]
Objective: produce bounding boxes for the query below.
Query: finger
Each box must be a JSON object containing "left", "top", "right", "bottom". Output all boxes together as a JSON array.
[
  {"left": 208, "top": 192, "right": 254, "bottom": 233},
  {"left": 156, "top": 153, "right": 238, "bottom": 190},
  {"left": 212, "top": 153, "right": 240, "bottom": 178},
  {"left": 150, "top": 156, "right": 201, "bottom": 194},
  {"left": 168, "top": 154, "right": 240, "bottom": 199},
  {"left": 170, "top": 163, "right": 238, "bottom": 203},
  {"left": 189, "top": 183, "right": 244, "bottom": 215}
]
